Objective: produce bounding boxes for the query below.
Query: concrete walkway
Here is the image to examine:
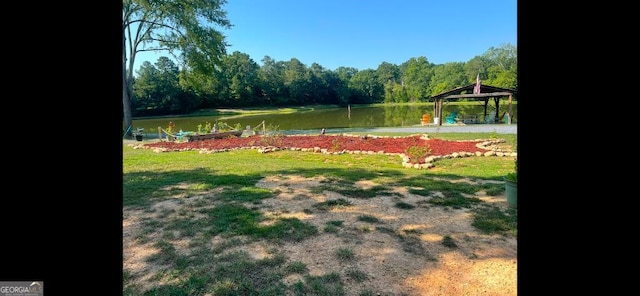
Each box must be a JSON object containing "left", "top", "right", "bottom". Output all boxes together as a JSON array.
[{"left": 301, "top": 124, "right": 517, "bottom": 135}]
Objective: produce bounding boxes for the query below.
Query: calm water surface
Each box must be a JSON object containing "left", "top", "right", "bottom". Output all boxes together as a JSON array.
[{"left": 130, "top": 104, "right": 517, "bottom": 137}]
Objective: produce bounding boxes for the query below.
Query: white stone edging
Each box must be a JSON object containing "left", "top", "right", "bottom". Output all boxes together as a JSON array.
[{"left": 129, "top": 134, "right": 517, "bottom": 170}]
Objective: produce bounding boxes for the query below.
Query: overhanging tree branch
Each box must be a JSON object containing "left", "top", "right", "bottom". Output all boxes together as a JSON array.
[{"left": 122, "top": 0, "right": 232, "bottom": 137}]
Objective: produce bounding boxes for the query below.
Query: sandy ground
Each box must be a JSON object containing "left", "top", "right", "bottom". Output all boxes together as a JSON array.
[{"left": 123, "top": 175, "right": 517, "bottom": 296}]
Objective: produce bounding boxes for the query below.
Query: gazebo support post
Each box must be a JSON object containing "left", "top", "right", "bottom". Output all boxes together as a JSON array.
[
  {"left": 507, "top": 94, "right": 513, "bottom": 124},
  {"left": 494, "top": 97, "right": 500, "bottom": 123}
]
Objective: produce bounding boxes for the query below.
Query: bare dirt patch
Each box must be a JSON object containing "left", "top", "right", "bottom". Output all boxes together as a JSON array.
[{"left": 123, "top": 175, "right": 516, "bottom": 295}]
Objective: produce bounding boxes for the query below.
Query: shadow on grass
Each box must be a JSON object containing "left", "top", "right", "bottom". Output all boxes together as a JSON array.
[
  {"left": 124, "top": 166, "right": 515, "bottom": 295},
  {"left": 123, "top": 167, "right": 407, "bottom": 207}
]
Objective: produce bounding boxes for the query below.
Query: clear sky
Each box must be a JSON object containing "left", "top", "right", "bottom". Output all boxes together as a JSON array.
[{"left": 134, "top": 0, "right": 517, "bottom": 72}]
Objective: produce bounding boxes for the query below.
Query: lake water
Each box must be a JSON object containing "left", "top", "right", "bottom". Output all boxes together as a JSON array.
[{"left": 129, "top": 103, "right": 517, "bottom": 137}]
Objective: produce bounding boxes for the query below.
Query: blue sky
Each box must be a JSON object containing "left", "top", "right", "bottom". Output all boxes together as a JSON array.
[{"left": 134, "top": 0, "right": 516, "bottom": 72}]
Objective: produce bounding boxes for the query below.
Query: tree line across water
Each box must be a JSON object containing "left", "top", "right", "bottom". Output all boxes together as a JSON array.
[
  {"left": 131, "top": 43, "right": 516, "bottom": 117},
  {"left": 123, "top": 0, "right": 516, "bottom": 133}
]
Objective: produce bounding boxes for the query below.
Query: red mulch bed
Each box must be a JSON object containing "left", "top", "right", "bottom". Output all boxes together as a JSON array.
[{"left": 142, "top": 134, "right": 488, "bottom": 156}]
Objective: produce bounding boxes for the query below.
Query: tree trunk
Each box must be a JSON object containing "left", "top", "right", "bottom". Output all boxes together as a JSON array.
[
  {"left": 123, "top": 74, "right": 133, "bottom": 137},
  {"left": 122, "top": 37, "right": 134, "bottom": 138}
]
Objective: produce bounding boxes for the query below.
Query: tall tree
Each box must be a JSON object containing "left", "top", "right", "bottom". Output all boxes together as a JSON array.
[
  {"left": 257, "top": 56, "right": 286, "bottom": 105},
  {"left": 133, "top": 57, "right": 190, "bottom": 115},
  {"left": 283, "top": 58, "right": 310, "bottom": 105},
  {"left": 401, "top": 57, "right": 434, "bottom": 102},
  {"left": 375, "top": 62, "right": 400, "bottom": 85},
  {"left": 334, "top": 67, "right": 358, "bottom": 105},
  {"left": 349, "top": 69, "right": 382, "bottom": 104},
  {"left": 131, "top": 61, "right": 158, "bottom": 112},
  {"left": 481, "top": 43, "right": 517, "bottom": 89},
  {"left": 464, "top": 43, "right": 517, "bottom": 89},
  {"left": 376, "top": 62, "right": 401, "bottom": 103},
  {"left": 221, "top": 51, "right": 260, "bottom": 107},
  {"left": 428, "top": 62, "right": 467, "bottom": 96},
  {"left": 308, "top": 63, "right": 337, "bottom": 104},
  {"left": 122, "top": 0, "right": 232, "bottom": 136}
]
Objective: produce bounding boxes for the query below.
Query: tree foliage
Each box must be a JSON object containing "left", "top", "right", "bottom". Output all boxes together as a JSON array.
[
  {"left": 122, "top": 0, "right": 231, "bottom": 135},
  {"left": 257, "top": 56, "right": 286, "bottom": 105},
  {"left": 401, "top": 57, "right": 434, "bottom": 102},
  {"left": 133, "top": 57, "right": 200, "bottom": 116},
  {"left": 129, "top": 43, "right": 518, "bottom": 117},
  {"left": 221, "top": 51, "right": 260, "bottom": 106},
  {"left": 429, "top": 62, "right": 467, "bottom": 96}
]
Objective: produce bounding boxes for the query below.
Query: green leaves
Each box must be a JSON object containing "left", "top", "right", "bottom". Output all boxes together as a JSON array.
[{"left": 123, "top": 0, "right": 232, "bottom": 132}]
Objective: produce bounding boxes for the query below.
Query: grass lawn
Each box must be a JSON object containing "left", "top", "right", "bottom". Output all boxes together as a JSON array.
[{"left": 123, "top": 131, "right": 517, "bottom": 295}]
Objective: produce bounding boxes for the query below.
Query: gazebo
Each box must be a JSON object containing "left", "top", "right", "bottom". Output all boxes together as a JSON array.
[{"left": 430, "top": 84, "right": 517, "bottom": 126}]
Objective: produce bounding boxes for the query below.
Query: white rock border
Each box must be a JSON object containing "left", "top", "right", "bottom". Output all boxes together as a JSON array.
[{"left": 128, "top": 133, "right": 517, "bottom": 170}]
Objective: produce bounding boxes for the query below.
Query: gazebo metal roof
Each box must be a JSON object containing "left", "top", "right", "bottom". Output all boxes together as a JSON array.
[
  {"left": 431, "top": 84, "right": 517, "bottom": 100},
  {"left": 429, "top": 83, "right": 517, "bottom": 125}
]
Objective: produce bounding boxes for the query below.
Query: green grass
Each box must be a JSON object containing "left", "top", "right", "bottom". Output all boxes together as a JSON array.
[
  {"left": 334, "top": 247, "right": 356, "bottom": 261},
  {"left": 426, "top": 191, "right": 483, "bottom": 209},
  {"left": 312, "top": 198, "right": 352, "bottom": 211},
  {"left": 377, "top": 226, "right": 433, "bottom": 258},
  {"left": 293, "top": 272, "right": 345, "bottom": 296},
  {"left": 472, "top": 206, "right": 518, "bottom": 236},
  {"left": 395, "top": 201, "right": 415, "bottom": 209},
  {"left": 345, "top": 268, "right": 368, "bottom": 282},
  {"left": 123, "top": 131, "right": 517, "bottom": 294},
  {"left": 357, "top": 215, "right": 381, "bottom": 223},
  {"left": 173, "top": 105, "right": 345, "bottom": 119},
  {"left": 284, "top": 261, "right": 309, "bottom": 274},
  {"left": 323, "top": 220, "right": 344, "bottom": 233}
]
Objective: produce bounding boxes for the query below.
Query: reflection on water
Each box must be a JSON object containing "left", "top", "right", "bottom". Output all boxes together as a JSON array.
[{"left": 130, "top": 103, "right": 517, "bottom": 137}]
